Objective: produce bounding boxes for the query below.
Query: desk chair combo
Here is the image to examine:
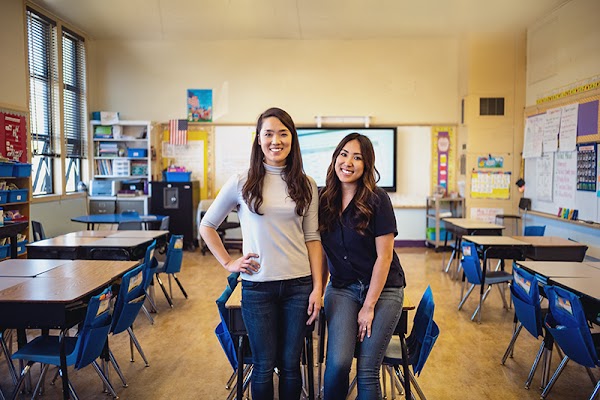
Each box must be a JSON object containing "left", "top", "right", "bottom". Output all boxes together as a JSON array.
[
  {"left": 154, "top": 235, "right": 188, "bottom": 308},
  {"left": 501, "top": 266, "right": 556, "bottom": 390},
  {"left": 458, "top": 242, "right": 513, "bottom": 323},
  {"left": 541, "top": 285, "right": 600, "bottom": 400},
  {"left": 10, "top": 288, "right": 118, "bottom": 399}
]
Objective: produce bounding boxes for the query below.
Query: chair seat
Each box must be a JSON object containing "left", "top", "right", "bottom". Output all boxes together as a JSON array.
[
  {"left": 12, "top": 335, "right": 78, "bottom": 367},
  {"left": 484, "top": 270, "right": 513, "bottom": 284},
  {"left": 383, "top": 337, "right": 404, "bottom": 363}
]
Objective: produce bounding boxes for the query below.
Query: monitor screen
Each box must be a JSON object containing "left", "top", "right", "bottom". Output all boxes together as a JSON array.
[{"left": 297, "top": 127, "right": 397, "bottom": 191}]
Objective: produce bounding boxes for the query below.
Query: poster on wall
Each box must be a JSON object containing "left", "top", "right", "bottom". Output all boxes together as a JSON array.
[
  {"left": 577, "top": 143, "right": 597, "bottom": 192},
  {"left": 470, "top": 207, "right": 504, "bottom": 223},
  {"left": 430, "top": 126, "right": 456, "bottom": 196},
  {"left": 470, "top": 171, "right": 511, "bottom": 199},
  {"left": 554, "top": 151, "right": 577, "bottom": 208},
  {"left": 536, "top": 153, "right": 554, "bottom": 201},
  {"left": 0, "top": 111, "right": 27, "bottom": 162},
  {"left": 187, "top": 89, "right": 213, "bottom": 122}
]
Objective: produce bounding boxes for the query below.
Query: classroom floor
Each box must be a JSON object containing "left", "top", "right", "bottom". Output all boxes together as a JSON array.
[{"left": 2, "top": 247, "right": 597, "bottom": 399}]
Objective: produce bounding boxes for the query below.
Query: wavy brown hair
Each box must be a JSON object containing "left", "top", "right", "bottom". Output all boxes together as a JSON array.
[
  {"left": 319, "top": 133, "right": 380, "bottom": 234},
  {"left": 242, "top": 107, "right": 312, "bottom": 216}
]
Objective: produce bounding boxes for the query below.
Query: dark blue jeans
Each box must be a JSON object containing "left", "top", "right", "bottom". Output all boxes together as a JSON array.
[
  {"left": 241, "top": 276, "right": 312, "bottom": 400},
  {"left": 323, "top": 282, "right": 404, "bottom": 400}
]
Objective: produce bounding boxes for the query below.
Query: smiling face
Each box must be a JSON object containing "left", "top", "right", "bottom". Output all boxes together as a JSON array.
[
  {"left": 335, "top": 139, "right": 364, "bottom": 187},
  {"left": 258, "top": 116, "right": 292, "bottom": 166}
]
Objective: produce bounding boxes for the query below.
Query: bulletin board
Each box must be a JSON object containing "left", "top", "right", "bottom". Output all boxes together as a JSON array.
[
  {"left": 523, "top": 88, "right": 600, "bottom": 223},
  {"left": 0, "top": 105, "right": 28, "bottom": 162}
]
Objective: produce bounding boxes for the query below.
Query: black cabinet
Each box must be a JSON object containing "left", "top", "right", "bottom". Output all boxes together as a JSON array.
[{"left": 150, "top": 181, "right": 200, "bottom": 250}]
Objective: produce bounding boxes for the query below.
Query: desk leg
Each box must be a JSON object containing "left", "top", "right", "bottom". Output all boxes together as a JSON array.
[
  {"left": 9, "top": 234, "right": 18, "bottom": 259},
  {"left": 59, "top": 330, "right": 70, "bottom": 399},
  {"left": 236, "top": 335, "right": 244, "bottom": 400},
  {"left": 400, "top": 333, "right": 411, "bottom": 400},
  {"left": 305, "top": 331, "right": 315, "bottom": 400}
]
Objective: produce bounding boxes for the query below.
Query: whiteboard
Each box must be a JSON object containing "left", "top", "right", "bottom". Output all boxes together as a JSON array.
[{"left": 213, "top": 125, "right": 432, "bottom": 207}]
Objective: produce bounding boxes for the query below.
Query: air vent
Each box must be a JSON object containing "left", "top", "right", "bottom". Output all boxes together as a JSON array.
[{"left": 480, "top": 97, "right": 505, "bottom": 116}]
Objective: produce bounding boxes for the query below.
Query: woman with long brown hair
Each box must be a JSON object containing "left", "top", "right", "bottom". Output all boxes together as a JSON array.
[
  {"left": 320, "top": 133, "right": 405, "bottom": 399},
  {"left": 200, "top": 107, "right": 322, "bottom": 400}
]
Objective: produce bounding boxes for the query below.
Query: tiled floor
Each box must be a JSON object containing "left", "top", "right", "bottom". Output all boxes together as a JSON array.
[{"left": 2, "top": 247, "right": 597, "bottom": 399}]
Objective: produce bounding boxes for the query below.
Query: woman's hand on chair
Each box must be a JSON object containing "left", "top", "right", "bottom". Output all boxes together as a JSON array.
[
  {"left": 306, "top": 289, "right": 322, "bottom": 325},
  {"left": 225, "top": 253, "right": 260, "bottom": 274}
]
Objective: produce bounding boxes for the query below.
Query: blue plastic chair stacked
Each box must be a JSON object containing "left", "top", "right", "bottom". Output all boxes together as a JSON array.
[
  {"left": 458, "top": 242, "right": 513, "bottom": 323},
  {"left": 501, "top": 265, "right": 553, "bottom": 389},
  {"left": 154, "top": 235, "right": 188, "bottom": 307},
  {"left": 10, "top": 288, "right": 118, "bottom": 399},
  {"left": 541, "top": 285, "right": 600, "bottom": 400},
  {"left": 381, "top": 286, "right": 440, "bottom": 400}
]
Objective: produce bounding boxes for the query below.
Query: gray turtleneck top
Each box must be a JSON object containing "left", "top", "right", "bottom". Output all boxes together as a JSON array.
[{"left": 200, "top": 163, "right": 320, "bottom": 282}]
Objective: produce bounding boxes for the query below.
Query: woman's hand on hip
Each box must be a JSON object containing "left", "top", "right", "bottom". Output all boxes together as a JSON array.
[
  {"left": 306, "top": 288, "right": 322, "bottom": 325},
  {"left": 357, "top": 305, "right": 375, "bottom": 342},
  {"left": 225, "top": 253, "right": 260, "bottom": 274}
]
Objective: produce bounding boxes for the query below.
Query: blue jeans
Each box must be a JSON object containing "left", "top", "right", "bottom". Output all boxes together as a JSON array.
[
  {"left": 241, "top": 276, "right": 312, "bottom": 400},
  {"left": 323, "top": 282, "right": 404, "bottom": 400}
]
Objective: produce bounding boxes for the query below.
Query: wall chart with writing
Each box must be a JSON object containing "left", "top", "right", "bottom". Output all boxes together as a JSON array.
[{"left": 577, "top": 142, "right": 597, "bottom": 192}]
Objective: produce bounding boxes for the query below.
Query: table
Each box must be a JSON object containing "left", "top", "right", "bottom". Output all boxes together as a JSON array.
[
  {"left": 0, "top": 259, "right": 139, "bottom": 399},
  {"left": 442, "top": 219, "right": 505, "bottom": 275},
  {"left": 0, "top": 259, "right": 68, "bottom": 277},
  {"left": 516, "top": 261, "right": 600, "bottom": 280},
  {"left": 462, "top": 235, "right": 529, "bottom": 269},
  {"left": 512, "top": 236, "right": 588, "bottom": 262},
  {"left": 71, "top": 214, "right": 166, "bottom": 230},
  {"left": 225, "top": 285, "right": 415, "bottom": 400}
]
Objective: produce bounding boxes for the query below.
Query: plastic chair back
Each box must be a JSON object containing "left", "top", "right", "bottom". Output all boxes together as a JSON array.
[
  {"left": 524, "top": 225, "right": 546, "bottom": 236},
  {"left": 163, "top": 235, "right": 184, "bottom": 274},
  {"left": 215, "top": 273, "right": 240, "bottom": 370},
  {"left": 142, "top": 240, "right": 158, "bottom": 290},
  {"left": 544, "top": 285, "right": 599, "bottom": 368},
  {"left": 159, "top": 216, "right": 170, "bottom": 231},
  {"left": 75, "top": 288, "right": 113, "bottom": 369},
  {"left": 112, "top": 264, "right": 146, "bottom": 335},
  {"left": 31, "top": 221, "right": 47, "bottom": 241},
  {"left": 461, "top": 242, "right": 483, "bottom": 285},
  {"left": 118, "top": 221, "right": 143, "bottom": 230},
  {"left": 511, "top": 265, "right": 542, "bottom": 338},
  {"left": 406, "top": 286, "right": 439, "bottom": 376}
]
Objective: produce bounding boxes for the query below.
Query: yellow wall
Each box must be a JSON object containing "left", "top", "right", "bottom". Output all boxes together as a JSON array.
[{"left": 0, "top": 0, "right": 27, "bottom": 109}]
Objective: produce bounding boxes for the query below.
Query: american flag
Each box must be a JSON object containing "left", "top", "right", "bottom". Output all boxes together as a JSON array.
[{"left": 169, "top": 119, "right": 188, "bottom": 146}]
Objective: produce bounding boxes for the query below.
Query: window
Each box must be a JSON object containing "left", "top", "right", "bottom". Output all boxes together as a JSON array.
[
  {"left": 479, "top": 97, "right": 505, "bottom": 116},
  {"left": 26, "top": 7, "right": 87, "bottom": 197}
]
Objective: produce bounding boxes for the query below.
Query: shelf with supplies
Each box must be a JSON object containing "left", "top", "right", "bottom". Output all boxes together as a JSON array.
[
  {"left": 425, "top": 196, "right": 465, "bottom": 250},
  {"left": 0, "top": 162, "right": 31, "bottom": 259},
  {"left": 89, "top": 120, "right": 153, "bottom": 215}
]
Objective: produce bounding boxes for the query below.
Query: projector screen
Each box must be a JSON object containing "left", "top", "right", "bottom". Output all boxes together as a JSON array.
[{"left": 297, "top": 127, "right": 397, "bottom": 191}]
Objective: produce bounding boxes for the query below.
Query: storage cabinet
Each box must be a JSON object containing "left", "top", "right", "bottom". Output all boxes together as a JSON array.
[
  {"left": 89, "top": 120, "right": 152, "bottom": 214},
  {"left": 0, "top": 162, "right": 31, "bottom": 258},
  {"left": 425, "top": 196, "right": 465, "bottom": 250}
]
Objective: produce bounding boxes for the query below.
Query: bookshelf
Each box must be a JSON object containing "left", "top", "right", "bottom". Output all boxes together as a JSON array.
[{"left": 89, "top": 120, "right": 152, "bottom": 215}]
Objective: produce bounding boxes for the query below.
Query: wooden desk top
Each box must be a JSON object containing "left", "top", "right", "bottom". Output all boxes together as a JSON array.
[
  {"left": 443, "top": 218, "right": 504, "bottom": 230},
  {"left": 225, "top": 283, "right": 415, "bottom": 311},
  {"left": 586, "top": 262, "right": 600, "bottom": 270},
  {"left": 0, "top": 260, "right": 139, "bottom": 303},
  {"left": 463, "top": 236, "right": 530, "bottom": 246},
  {"left": 63, "top": 230, "right": 114, "bottom": 238},
  {"left": 27, "top": 236, "right": 101, "bottom": 247},
  {"left": 0, "top": 259, "right": 68, "bottom": 277},
  {"left": 78, "top": 237, "right": 152, "bottom": 247},
  {"left": 517, "top": 261, "right": 600, "bottom": 278},
  {"left": 512, "top": 236, "right": 587, "bottom": 247},
  {"left": 108, "top": 230, "right": 169, "bottom": 238},
  {"left": 550, "top": 276, "right": 600, "bottom": 301},
  {"left": 0, "top": 277, "right": 31, "bottom": 292}
]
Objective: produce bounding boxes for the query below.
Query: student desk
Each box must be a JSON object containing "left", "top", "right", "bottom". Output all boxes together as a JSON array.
[
  {"left": 442, "top": 219, "right": 505, "bottom": 276},
  {"left": 462, "top": 235, "right": 529, "bottom": 270},
  {"left": 0, "top": 259, "right": 139, "bottom": 400},
  {"left": 225, "top": 285, "right": 415, "bottom": 400},
  {"left": 0, "top": 259, "right": 68, "bottom": 277},
  {"left": 512, "top": 236, "right": 588, "bottom": 262},
  {"left": 516, "top": 261, "right": 600, "bottom": 280},
  {"left": 71, "top": 213, "right": 166, "bottom": 230}
]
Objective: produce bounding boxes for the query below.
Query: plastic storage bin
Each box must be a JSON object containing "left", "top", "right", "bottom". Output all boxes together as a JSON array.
[
  {"left": 0, "top": 163, "right": 13, "bottom": 177},
  {"left": 0, "top": 244, "right": 9, "bottom": 259},
  {"left": 427, "top": 227, "right": 452, "bottom": 241},
  {"left": 163, "top": 171, "right": 192, "bottom": 182},
  {"left": 8, "top": 189, "right": 28, "bottom": 203},
  {"left": 0, "top": 191, "right": 8, "bottom": 204},
  {"left": 12, "top": 163, "right": 32, "bottom": 177},
  {"left": 128, "top": 148, "right": 147, "bottom": 158},
  {"left": 17, "top": 240, "right": 27, "bottom": 255}
]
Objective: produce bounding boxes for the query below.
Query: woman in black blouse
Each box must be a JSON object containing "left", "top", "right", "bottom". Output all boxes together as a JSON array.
[{"left": 319, "top": 133, "right": 406, "bottom": 399}]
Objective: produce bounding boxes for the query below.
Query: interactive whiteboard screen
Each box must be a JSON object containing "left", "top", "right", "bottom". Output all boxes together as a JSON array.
[{"left": 297, "top": 127, "right": 397, "bottom": 191}]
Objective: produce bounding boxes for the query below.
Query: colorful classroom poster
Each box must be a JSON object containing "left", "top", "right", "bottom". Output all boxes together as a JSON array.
[
  {"left": 187, "top": 89, "right": 213, "bottom": 122},
  {"left": 470, "top": 207, "right": 504, "bottom": 223},
  {"left": 431, "top": 126, "right": 456, "bottom": 196},
  {"left": 0, "top": 111, "right": 27, "bottom": 162},
  {"left": 470, "top": 171, "right": 511, "bottom": 199}
]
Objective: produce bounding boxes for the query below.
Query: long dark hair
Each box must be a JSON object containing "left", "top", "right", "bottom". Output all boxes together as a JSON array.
[
  {"left": 242, "top": 107, "right": 313, "bottom": 216},
  {"left": 319, "top": 133, "right": 380, "bottom": 234}
]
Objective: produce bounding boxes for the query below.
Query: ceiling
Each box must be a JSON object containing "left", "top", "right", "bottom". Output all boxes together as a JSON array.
[{"left": 30, "top": 0, "right": 571, "bottom": 41}]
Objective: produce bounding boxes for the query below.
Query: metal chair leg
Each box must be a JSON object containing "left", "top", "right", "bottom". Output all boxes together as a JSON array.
[
  {"left": 155, "top": 274, "right": 174, "bottom": 307},
  {"left": 501, "top": 323, "right": 523, "bottom": 364},
  {"left": 127, "top": 327, "right": 149, "bottom": 366},
  {"left": 172, "top": 274, "right": 189, "bottom": 298},
  {"left": 109, "top": 349, "right": 129, "bottom": 387},
  {"left": 141, "top": 305, "right": 155, "bottom": 325},
  {"left": 524, "top": 341, "right": 545, "bottom": 389},
  {"left": 91, "top": 360, "right": 119, "bottom": 398},
  {"left": 541, "top": 355, "right": 569, "bottom": 399},
  {"left": 589, "top": 378, "right": 600, "bottom": 400},
  {"left": 458, "top": 284, "right": 475, "bottom": 310},
  {"left": 0, "top": 332, "right": 17, "bottom": 385}
]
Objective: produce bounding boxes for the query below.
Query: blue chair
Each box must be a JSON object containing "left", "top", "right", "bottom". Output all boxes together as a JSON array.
[
  {"left": 118, "top": 211, "right": 142, "bottom": 230},
  {"left": 10, "top": 288, "right": 118, "bottom": 399},
  {"left": 105, "top": 263, "right": 150, "bottom": 389},
  {"left": 381, "top": 286, "right": 439, "bottom": 400},
  {"left": 524, "top": 225, "right": 546, "bottom": 236},
  {"left": 140, "top": 240, "right": 159, "bottom": 323},
  {"left": 501, "top": 265, "right": 551, "bottom": 389},
  {"left": 541, "top": 285, "right": 600, "bottom": 399},
  {"left": 154, "top": 235, "right": 188, "bottom": 307},
  {"left": 458, "top": 242, "right": 513, "bottom": 323}
]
